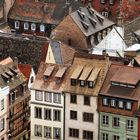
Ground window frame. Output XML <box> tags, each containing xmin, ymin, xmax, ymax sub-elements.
<box><xmin>83</xmin><ymin>112</ymin><xmax>94</xmax><ymax>123</ymax></box>
<box><xmin>44</xmin><ymin>126</ymin><xmax>51</xmax><ymax>138</ymax></box>
<box><xmin>127</xmin><ymin>120</ymin><xmax>134</xmax><ymax>131</ymax></box>
<box><xmin>69</xmin><ymin>128</ymin><xmax>79</xmax><ymax>138</ymax></box>
<box><xmin>40</xmin><ymin>24</ymin><xmax>45</xmax><ymax>32</ymax></box>
<box><xmin>1</xmin><ymin>99</ymin><xmax>4</xmax><ymax>111</ymax></box>
<box><xmin>102</xmin><ymin>97</ymin><xmax>109</xmax><ymax>106</ymax></box>
<box><xmin>83</xmin><ymin>130</ymin><xmax>93</xmax><ymax>140</ymax></box>
<box><xmin>70</xmin><ymin>94</ymin><xmax>77</xmax><ymax>104</ymax></box>
<box><xmin>110</xmin><ymin>99</ymin><xmax>116</xmax><ymax>108</ymax></box>
<box><xmin>44</xmin><ymin>92</ymin><xmax>52</xmax><ymax>102</ymax></box>
<box><xmin>53</xmin><ymin>93</ymin><xmax>61</xmax><ymax>104</ymax></box>
<box><xmin>24</xmin><ymin>22</ymin><xmax>29</xmax><ymax>30</ymax></box>
<box><xmin>53</xmin><ymin>127</ymin><xmax>61</xmax><ymax>139</ymax></box>
<box><xmin>31</xmin><ymin>23</ymin><xmax>36</xmax><ymax>31</ymax></box>
<box><xmin>15</xmin><ymin>21</ymin><xmax>20</xmax><ymax>29</ymax></box>
<box><xmin>53</xmin><ymin>109</ymin><xmax>61</xmax><ymax>121</ymax></box>
<box><xmin>113</xmin><ymin>117</ymin><xmax>120</xmax><ymax>127</ymax></box>
<box><xmin>34</xmin><ymin>107</ymin><xmax>42</xmax><ymax>119</ymax></box>
<box><xmin>126</xmin><ymin>102</ymin><xmax>132</xmax><ymax>110</ymax></box>
<box><xmin>70</xmin><ymin>110</ymin><xmax>77</xmax><ymax>120</ymax></box>
<box><xmin>35</xmin><ymin>90</ymin><xmax>43</xmax><ymax>101</ymax></box>
<box><xmin>44</xmin><ymin>108</ymin><xmax>51</xmax><ymax>120</ymax></box>
<box><xmin>102</xmin><ymin>115</ymin><xmax>109</xmax><ymax>125</ymax></box>
<box><xmin>101</xmin><ymin>132</ymin><xmax>109</xmax><ymax>140</ymax></box>
<box><xmin>34</xmin><ymin>124</ymin><xmax>42</xmax><ymax>137</ymax></box>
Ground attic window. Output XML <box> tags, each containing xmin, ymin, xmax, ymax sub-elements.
<box><xmin>111</xmin><ymin>82</ymin><xmax>136</xmax><ymax>88</ymax></box>
<box><xmin>96</xmin><ymin>13</ymin><xmax>104</xmax><ymax>23</ymax></box>
<box><xmin>100</xmin><ymin>0</ymin><xmax>105</xmax><ymax>4</ymax></box>
<box><xmin>109</xmin><ymin>0</ymin><xmax>115</xmax><ymax>5</ymax></box>
<box><xmin>80</xmin><ymin>80</ymin><xmax>85</xmax><ymax>87</ymax></box>
<box><xmin>40</xmin><ymin>24</ymin><xmax>45</xmax><ymax>32</ymax></box>
<box><xmin>24</xmin><ymin>22</ymin><xmax>29</xmax><ymax>30</ymax></box>
<box><xmin>77</xmin><ymin>10</ymin><xmax>85</xmax><ymax>20</ymax></box>
<box><xmin>43</xmin><ymin>66</ymin><xmax>55</xmax><ymax>80</ymax></box>
<box><xmin>15</xmin><ymin>21</ymin><xmax>20</xmax><ymax>29</ymax></box>
<box><xmin>81</xmin><ymin>21</ymin><xmax>89</xmax><ymax>30</ymax></box>
<box><xmin>88</xmin><ymin>81</ymin><xmax>94</xmax><ymax>88</ymax></box>
<box><xmin>31</xmin><ymin>23</ymin><xmax>36</xmax><ymax>31</ymax></box>
<box><xmin>71</xmin><ymin>79</ymin><xmax>77</xmax><ymax>86</ymax></box>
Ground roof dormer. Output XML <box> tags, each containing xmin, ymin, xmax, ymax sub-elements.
<box><xmin>43</xmin><ymin>65</ymin><xmax>54</xmax><ymax>81</ymax></box>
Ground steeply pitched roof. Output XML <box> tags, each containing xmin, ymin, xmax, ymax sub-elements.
<box><xmin>50</xmin><ymin>41</ymin><xmax>76</xmax><ymax>64</ymax></box>
<box><xmin>63</xmin><ymin>56</ymin><xmax>110</xmax><ymax>96</ymax></box>
<box><xmin>31</xmin><ymin>62</ymin><xmax>70</xmax><ymax>92</ymax></box>
<box><xmin>0</xmin><ymin>57</ymin><xmax>26</xmax><ymax>90</ymax></box>
<box><xmin>18</xmin><ymin>64</ymin><xmax>32</xmax><ymax>80</ymax></box>
<box><xmin>70</xmin><ymin>5</ymin><xmax>115</xmax><ymax>37</ymax></box>
<box><xmin>8</xmin><ymin>0</ymin><xmax>83</xmax><ymax>24</ymax></box>
<box><xmin>100</xmin><ymin>64</ymin><xmax>140</xmax><ymax>101</ymax></box>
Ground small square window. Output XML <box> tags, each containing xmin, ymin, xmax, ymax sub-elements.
<box><xmin>70</xmin><ymin>110</ymin><xmax>77</xmax><ymax>120</ymax></box>
<box><xmin>88</xmin><ymin>81</ymin><xmax>93</xmax><ymax>88</ymax></box>
<box><xmin>118</xmin><ymin>101</ymin><xmax>124</xmax><ymax>109</ymax></box>
<box><xmin>101</xmin><ymin>133</ymin><xmax>109</xmax><ymax>140</ymax></box>
<box><xmin>126</xmin><ymin>102</ymin><xmax>132</xmax><ymax>110</ymax></box>
<box><xmin>80</xmin><ymin>80</ymin><xmax>85</xmax><ymax>87</ymax></box>
<box><xmin>103</xmin><ymin>98</ymin><xmax>108</xmax><ymax>106</ymax></box>
<box><xmin>83</xmin><ymin>130</ymin><xmax>93</xmax><ymax>139</ymax></box>
<box><xmin>69</xmin><ymin>128</ymin><xmax>79</xmax><ymax>138</ymax></box>
<box><xmin>71</xmin><ymin>79</ymin><xmax>77</xmax><ymax>86</ymax></box>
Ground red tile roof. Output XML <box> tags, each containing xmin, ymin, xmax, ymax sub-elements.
<box><xmin>18</xmin><ymin>64</ymin><xmax>32</xmax><ymax>80</ymax></box>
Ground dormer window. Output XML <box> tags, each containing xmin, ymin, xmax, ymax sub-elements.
<box><xmin>80</xmin><ymin>80</ymin><xmax>85</xmax><ymax>87</ymax></box>
<box><xmin>109</xmin><ymin>0</ymin><xmax>115</xmax><ymax>5</ymax></box>
<box><xmin>24</xmin><ymin>22</ymin><xmax>29</xmax><ymax>30</ymax></box>
<box><xmin>103</xmin><ymin>98</ymin><xmax>108</xmax><ymax>106</ymax></box>
<box><xmin>118</xmin><ymin>100</ymin><xmax>124</xmax><ymax>109</ymax></box>
<box><xmin>40</xmin><ymin>24</ymin><xmax>45</xmax><ymax>32</ymax></box>
<box><xmin>31</xmin><ymin>23</ymin><xmax>36</xmax><ymax>31</ymax></box>
<box><xmin>15</xmin><ymin>21</ymin><xmax>20</xmax><ymax>29</ymax></box>
<box><xmin>126</xmin><ymin>102</ymin><xmax>132</xmax><ymax>110</ymax></box>
<box><xmin>88</xmin><ymin>81</ymin><xmax>94</xmax><ymax>88</ymax></box>
<box><xmin>71</xmin><ymin>79</ymin><xmax>77</xmax><ymax>86</ymax></box>
<box><xmin>100</xmin><ymin>0</ymin><xmax>105</xmax><ymax>4</ymax></box>
<box><xmin>110</xmin><ymin>99</ymin><xmax>116</xmax><ymax>107</ymax></box>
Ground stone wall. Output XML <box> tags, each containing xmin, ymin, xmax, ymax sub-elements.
<box><xmin>0</xmin><ymin>33</ymin><xmax>48</xmax><ymax>72</ymax></box>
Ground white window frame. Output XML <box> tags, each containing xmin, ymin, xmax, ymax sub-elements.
<box><xmin>103</xmin><ymin>98</ymin><xmax>108</xmax><ymax>106</ymax></box>
<box><xmin>44</xmin><ymin>92</ymin><xmax>52</xmax><ymax>102</ymax></box>
<box><xmin>53</xmin><ymin>127</ymin><xmax>61</xmax><ymax>139</ymax></box>
<box><xmin>1</xmin><ymin>99</ymin><xmax>4</xmax><ymax>110</ymax></box>
<box><xmin>118</xmin><ymin>100</ymin><xmax>124</xmax><ymax>109</ymax></box>
<box><xmin>44</xmin><ymin>126</ymin><xmax>51</xmax><ymax>138</ymax></box>
<box><xmin>126</xmin><ymin>102</ymin><xmax>132</xmax><ymax>110</ymax></box>
<box><xmin>15</xmin><ymin>21</ymin><xmax>20</xmax><ymax>29</ymax></box>
<box><xmin>101</xmin><ymin>133</ymin><xmax>109</xmax><ymax>140</ymax></box>
<box><xmin>111</xmin><ymin>99</ymin><xmax>116</xmax><ymax>107</ymax></box>
<box><xmin>127</xmin><ymin>120</ymin><xmax>134</xmax><ymax>131</ymax></box>
<box><xmin>34</xmin><ymin>125</ymin><xmax>42</xmax><ymax>137</ymax></box>
<box><xmin>102</xmin><ymin>115</ymin><xmax>109</xmax><ymax>125</ymax></box>
<box><xmin>24</xmin><ymin>22</ymin><xmax>29</xmax><ymax>30</ymax></box>
<box><xmin>53</xmin><ymin>110</ymin><xmax>61</xmax><ymax>121</ymax></box>
<box><xmin>53</xmin><ymin>93</ymin><xmax>61</xmax><ymax>104</ymax></box>
<box><xmin>31</xmin><ymin>23</ymin><xmax>36</xmax><ymax>31</ymax></box>
<box><xmin>113</xmin><ymin>117</ymin><xmax>120</xmax><ymax>127</ymax></box>
<box><xmin>35</xmin><ymin>90</ymin><xmax>43</xmax><ymax>101</ymax></box>
<box><xmin>44</xmin><ymin>108</ymin><xmax>51</xmax><ymax>120</ymax></box>
<box><xmin>40</xmin><ymin>24</ymin><xmax>45</xmax><ymax>32</ymax></box>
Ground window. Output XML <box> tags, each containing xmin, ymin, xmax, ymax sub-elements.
<box><xmin>83</xmin><ymin>130</ymin><xmax>93</xmax><ymax>140</ymax></box>
<box><xmin>31</xmin><ymin>76</ymin><xmax>34</xmax><ymax>83</ymax></box>
<box><xmin>53</xmin><ymin>127</ymin><xmax>61</xmax><ymax>139</ymax></box>
<box><xmin>44</xmin><ymin>109</ymin><xmax>51</xmax><ymax>120</ymax></box>
<box><xmin>53</xmin><ymin>93</ymin><xmax>61</xmax><ymax>104</ymax></box>
<box><xmin>44</xmin><ymin>92</ymin><xmax>52</xmax><ymax>102</ymax></box>
<box><xmin>69</xmin><ymin>128</ymin><xmax>79</xmax><ymax>138</ymax></box>
<box><xmin>126</xmin><ymin>102</ymin><xmax>132</xmax><ymax>110</ymax></box>
<box><xmin>15</xmin><ymin>21</ymin><xmax>20</xmax><ymax>29</ymax></box>
<box><xmin>70</xmin><ymin>110</ymin><xmax>77</xmax><ymax>120</ymax></box>
<box><xmin>24</xmin><ymin>22</ymin><xmax>29</xmax><ymax>30</ymax></box>
<box><xmin>103</xmin><ymin>98</ymin><xmax>109</xmax><ymax>106</ymax></box>
<box><xmin>40</xmin><ymin>24</ymin><xmax>45</xmax><ymax>32</ymax></box>
<box><xmin>101</xmin><ymin>133</ymin><xmax>108</xmax><ymax>140</ymax></box>
<box><xmin>1</xmin><ymin>99</ymin><xmax>4</xmax><ymax>110</ymax></box>
<box><xmin>34</xmin><ymin>125</ymin><xmax>42</xmax><ymax>137</ymax></box>
<box><xmin>84</xmin><ymin>96</ymin><xmax>90</xmax><ymax>105</ymax></box>
<box><xmin>113</xmin><ymin>135</ymin><xmax>120</xmax><ymax>140</ymax></box>
<box><xmin>100</xmin><ymin>0</ymin><xmax>105</xmax><ymax>4</ymax></box>
<box><xmin>127</xmin><ymin>138</ymin><xmax>133</xmax><ymax>140</ymax></box>
<box><xmin>109</xmin><ymin>0</ymin><xmax>115</xmax><ymax>5</ymax></box>
<box><xmin>35</xmin><ymin>90</ymin><xmax>43</xmax><ymax>101</ymax></box>
<box><xmin>80</xmin><ymin>80</ymin><xmax>85</xmax><ymax>87</ymax></box>
<box><xmin>70</xmin><ymin>94</ymin><xmax>77</xmax><ymax>104</ymax></box>
<box><xmin>88</xmin><ymin>81</ymin><xmax>93</xmax><ymax>88</ymax></box>
<box><xmin>83</xmin><ymin>112</ymin><xmax>93</xmax><ymax>122</ymax></box>
<box><xmin>0</xmin><ymin>118</ymin><xmax>5</xmax><ymax>132</ymax></box>
<box><xmin>118</xmin><ymin>100</ymin><xmax>124</xmax><ymax>109</ymax></box>
<box><xmin>71</xmin><ymin>79</ymin><xmax>77</xmax><ymax>86</ymax></box>
<box><xmin>53</xmin><ymin>110</ymin><xmax>61</xmax><ymax>121</ymax></box>
<box><xmin>35</xmin><ymin>107</ymin><xmax>42</xmax><ymax>119</ymax></box>
<box><xmin>102</xmin><ymin>115</ymin><xmax>109</xmax><ymax>125</ymax></box>
<box><xmin>113</xmin><ymin>117</ymin><xmax>120</xmax><ymax>127</ymax></box>
<box><xmin>102</xmin><ymin>11</ymin><xmax>109</xmax><ymax>17</ymax></box>
<box><xmin>127</xmin><ymin>120</ymin><xmax>134</xmax><ymax>131</ymax></box>
<box><xmin>31</xmin><ymin>23</ymin><xmax>36</xmax><ymax>31</ymax></box>
<box><xmin>44</xmin><ymin>126</ymin><xmax>51</xmax><ymax>138</ymax></box>
<box><xmin>110</xmin><ymin>99</ymin><xmax>116</xmax><ymax>107</ymax></box>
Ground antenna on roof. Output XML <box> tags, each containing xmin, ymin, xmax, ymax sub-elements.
<box><xmin>81</xmin><ymin>20</ymin><xmax>89</xmax><ymax>30</ymax></box>
<box><xmin>77</xmin><ymin>10</ymin><xmax>86</xmax><ymax>20</ymax></box>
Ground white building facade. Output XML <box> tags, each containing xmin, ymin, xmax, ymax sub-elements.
<box><xmin>0</xmin><ymin>86</ymin><xmax>9</xmax><ymax>140</ymax></box>
<box><xmin>65</xmin><ymin>93</ymin><xmax>98</xmax><ymax>140</ymax></box>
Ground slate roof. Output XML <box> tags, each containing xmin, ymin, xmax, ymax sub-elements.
<box><xmin>63</xmin><ymin>56</ymin><xmax>110</xmax><ymax>96</ymax></box>
<box><xmin>70</xmin><ymin>5</ymin><xmax>115</xmax><ymax>37</ymax></box>
<box><xmin>0</xmin><ymin>57</ymin><xmax>26</xmax><ymax>90</ymax></box>
<box><xmin>50</xmin><ymin>41</ymin><xmax>77</xmax><ymax>64</ymax></box>
<box><xmin>100</xmin><ymin>64</ymin><xmax>140</xmax><ymax>101</ymax></box>
<box><xmin>31</xmin><ymin>62</ymin><xmax>70</xmax><ymax>92</ymax></box>
<box><xmin>8</xmin><ymin>0</ymin><xmax>83</xmax><ymax>24</ymax></box>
